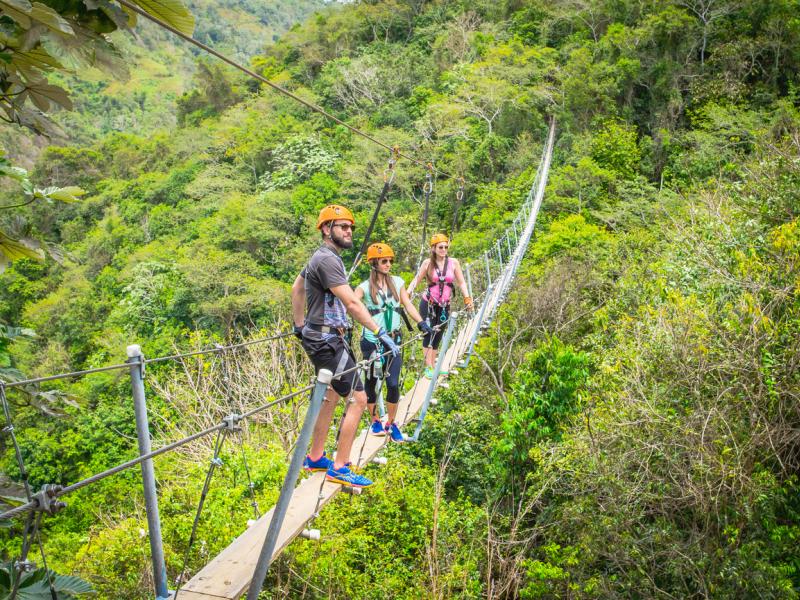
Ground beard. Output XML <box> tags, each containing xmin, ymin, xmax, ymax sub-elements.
<box><xmin>331</xmin><ymin>229</ymin><xmax>354</xmax><ymax>249</ymax></box>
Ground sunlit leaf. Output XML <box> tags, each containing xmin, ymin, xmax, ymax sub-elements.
<box><xmin>132</xmin><ymin>0</ymin><xmax>195</xmax><ymax>36</ymax></box>
<box><xmin>0</xmin><ymin>0</ymin><xmax>34</xmax><ymax>28</ymax></box>
<box><xmin>43</xmin><ymin>185</ymin><xmax>85</xmax><ymax>202</ymax></box>
<box><xmin>0</xmin><ymin>230</ymin><xmax>45</xmax><ymax>264</ymax></box>
<box><xmin>28</xmin><ymin>2</ymin><xmax>75</xmax><ymax>36</ymax></box>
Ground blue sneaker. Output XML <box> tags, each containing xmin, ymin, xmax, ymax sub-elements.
<box><xmin>326</xmin><ymin>465</ymin><xmax>373</xmax><ymax>488</ymax></box>
<box><xmin>386</xmin><ymin>422</ymin><xmax>404</xmax><ymax>443</ymax></box>
<box><xmin>370</xmin><ymin>419</ymin><xmax>385</xmax><ymax>436</ymax></box>
<box><xmin>424</xmin><ymin>366</ymin><xmax>434</xmax><ymax>379</ymax></box>
<box><xmin>303</xmin><ymin>452</ymin><xmax>333</xmax><ymax>472</ymax></box>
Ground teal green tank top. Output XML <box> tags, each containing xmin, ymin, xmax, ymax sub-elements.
<box><xmin>358</xmin><ymin>275</ymin><xmax>405</xmax><ymax>342</ymax></box>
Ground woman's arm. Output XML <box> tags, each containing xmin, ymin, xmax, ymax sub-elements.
<box><xmin>452</xmin><ymin>259</ymin><xmax>473</xmax><ymax>309</ymax></box>
<box><xmin>400</xmin><ymin>286</ymin><xmax>424</xmax><ymax>323</ymax></box>
<box><xmin>408</xmin><ymin>259</ymin><xmax>429</xmax><ymax>295</ymax></box>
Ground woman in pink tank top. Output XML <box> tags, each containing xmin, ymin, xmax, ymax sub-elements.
<box><xmin>409</xmin><ymin>233</ymin><xmax>473</xmax><ymax>378</ymax></box>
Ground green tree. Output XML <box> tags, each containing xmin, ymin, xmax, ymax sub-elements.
<box><xmin>0</xmin><ymin>0</ymin><xmax>194</xmax><ymax>133</ymax></box>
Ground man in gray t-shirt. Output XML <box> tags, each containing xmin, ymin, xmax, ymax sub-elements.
<box><xmin>302</xmin><ymin>245</ymin><xmax>349</xmax><ymax>330</ymax></box>
<box><xmin>291</xmin><ymin>204</ymin><xmax>399</xmax><ymax>489</ymax></box>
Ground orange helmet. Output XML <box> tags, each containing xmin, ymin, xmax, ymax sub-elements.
<box><xmin>366</xmin><ymin>243</ymin><xmax>395</xmax><ymax>261</ymax></box>
<box><xmin>430</xmin><ymin>233</ymin><xmax>449</xmax><ymax>247</ymax></box>
<box><xmin>316</xmin><ymin>204</ymin><xmax>355</xmax><ymax>230</ymax></box>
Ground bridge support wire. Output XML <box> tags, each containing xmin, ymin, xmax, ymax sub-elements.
<box><xmin>1</xmin><ymin>384</ymin><xmax>59</xmax><ymax>599</ymax></box>
<box><xmin>174</xmin><ymin>427</ymin><xmax>228</xmax><ymax>599</ymax></box>
<box><xmin>247</xmin><ymin>369</ymin><xmax>332</xmax><ymax>600</ymax></box>
<box><xmin>348</xmin><ymin>152</ymin><xmax>399</xmax><ymax>278</ymax></box>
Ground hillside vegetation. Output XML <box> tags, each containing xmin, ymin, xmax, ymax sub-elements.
<box><xmin>1</xmin><ymin>0</ymin><xmax>799</xmax><ymax>598</ymax></box>
<box><xmin>0</xmin><ymin>0</ymin><xmax>325</xmax><ymax>167</ymax></box>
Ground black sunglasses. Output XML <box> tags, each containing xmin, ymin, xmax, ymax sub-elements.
<box><xmin>379</xmin><ymin>258</ymin><xmax>393</xmax><ymax>265</ymax></box>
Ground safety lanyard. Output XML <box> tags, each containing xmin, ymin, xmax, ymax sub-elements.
<box><xmin>376</xmin><ymin>287</ymin><xmax>394</xmax><ymax>333</ymax></box>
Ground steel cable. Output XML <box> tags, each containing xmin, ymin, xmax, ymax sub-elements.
<box><xmin>112</xmin><ymin>0</ymin><xmax>454</xmax><ymax>181</ymax></box>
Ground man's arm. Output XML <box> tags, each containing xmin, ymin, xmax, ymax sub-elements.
<box><xmin>291</xmin><ymin>274</ymin><xmax>305</xmax><ymax>327</ymax></box>
<box><xmin>330</xmin><ymin>284</ymin><xmax>380</xmax><ymax>333</ymax></box>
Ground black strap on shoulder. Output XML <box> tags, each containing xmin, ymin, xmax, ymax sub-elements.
<box><xmin>437</xmin><ymin>256</ymin><xmax>449</xmax><ymax>304</ymax></box>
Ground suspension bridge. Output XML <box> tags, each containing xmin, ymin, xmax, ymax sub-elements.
<box><xmin>0</xmin><ymin>117</ymin><xmax>554</xmax><ymax>598</ymax></box>
<box><xmin>0</xmin><ymin>1</ymin><xmax>558</xmax><ymax>596</ymax></box>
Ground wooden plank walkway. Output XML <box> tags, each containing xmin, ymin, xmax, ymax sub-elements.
<box><xmin>178</xmin><ymin>313</ymin><xmax>482</xmax><ymax>600</ymax></box>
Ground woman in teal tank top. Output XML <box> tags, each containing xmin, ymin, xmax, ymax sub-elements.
<box><xmin>355</xmin><ymin>243</ymin><xmax>431</xmax><ymax>442</ymax></box>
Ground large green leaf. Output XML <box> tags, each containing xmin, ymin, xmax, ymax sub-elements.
<box><xmin>27</xmin><ymin>2</ymin><xmax>75</xmax><ymax>36</ymax></box>
<box><xmin>41</xmin><ymin>185</ymin><xmax>85</xmax><ymax>202</ymax></box>
<box><xmin>0</xmin><ymin>0</ymin><xmax>34</xmax><ymax>28</ymax></box>
<box><xmin>0</xmin><ymin>562</ymin><xmax>94</xmax><ymax>598</ymax></box>
<box><xmin>24</xmin><ymin>79</ymin><xmax>73</xmax><ymax>111</ymax></box>
<box><xmin>0</xmin><ymin>230</ymin><xmax>45</xmax><ymax>273</ymax></box>
<box><xmin>132</xmin><ymin>0</ymin><xmax>194</xmax><ymax>35</ymax></box>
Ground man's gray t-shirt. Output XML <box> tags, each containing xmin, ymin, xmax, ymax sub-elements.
<box><xmin>302</xmin><ymin>244</ymin><xmax>349</xmax><ymax>328</ymax></box>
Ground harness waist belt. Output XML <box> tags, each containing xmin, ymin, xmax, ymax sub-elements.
<box><xmin>306</xmin><ymin>323</ymin><xmax>350</xmax><ymax>335</ymax></box>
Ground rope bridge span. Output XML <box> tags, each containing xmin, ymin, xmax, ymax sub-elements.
<box><xmin>0</xmin><ymin>121</ymin><xmax>554</xmax><ymax>599</ymax></box>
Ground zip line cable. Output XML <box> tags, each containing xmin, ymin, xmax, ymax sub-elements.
<box><xmin>1</xmin><ymin>385</ymin><xmax>58</xmax><ymax>597</ymax></box>
<box><xmin>215</xmin><ymin>345</ymin><xmax>261</xmax><ymax>521</ymax></box>
<box><xmin>451</xmin><ymin>177</ymin><xmax>466</xmax><ymax>234</ymax></box>
<box><xmin>112</xmin><ymin>0</ymin><xmax>455</xmax><ymax>181</ymax></box>
<box><xmin>416</xmin><ymin>165</ymin><xmax>434</xmax><ymax>270</ymax></box>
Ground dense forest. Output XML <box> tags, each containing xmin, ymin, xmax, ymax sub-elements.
<box><xmin>1</xmin><ymin>0</ymin><xmax>799</xmax><ymax>598</ymax></box>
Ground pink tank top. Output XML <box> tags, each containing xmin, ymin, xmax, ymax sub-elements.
<box><xmin>425</xmin><ymin>258</ymin><xmax>455</xmax><ymax>305</ymax></box>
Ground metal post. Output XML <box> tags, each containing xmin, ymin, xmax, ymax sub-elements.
<box><xmin>464</xmin><ymin>263</ymin><xmax>473</xmax><ymax>299</ymax></box>
<box><xmin>484</xmin><ymin>252</ymin><xmax>491</xmax><ymax>285</ymax></box>
<box><xmin>127</xmin><ymin>345</ymin><xmax>169</xmax><ymax>600</ymax></box>
<box><xmin>247</xmin><ymin>369</ymin><xmax>332</xmax><ymax>600</ymax></box>
<box><xmin>512</xmin><ymin>222</ymin><xmax>518</xmax><ymax>246</ymax></box>
<box><xmin>462</xmin><ymin>284</ymin><xmax>493</xmax><ymax>368</ymax></box>
<box><xmin>410</xmin><ymin>313</ymin><xmax>457</xmax><ymax>442</ymax></box>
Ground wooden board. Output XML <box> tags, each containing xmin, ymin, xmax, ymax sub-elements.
<box><xmin>178</xmin><ymin>319</ymin><xmax>478</xmax><ymax>600</ymax></box>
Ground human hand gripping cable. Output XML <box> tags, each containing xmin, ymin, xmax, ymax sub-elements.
<box><xmin>417</xmin><ymin>320</ymin><xmax>433</xmax><ymax>336</ymax></box>
<box><xmin>375</xmin><ymin>327</ymin><xmax>400</xmax><ymax>357</ymax></box>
